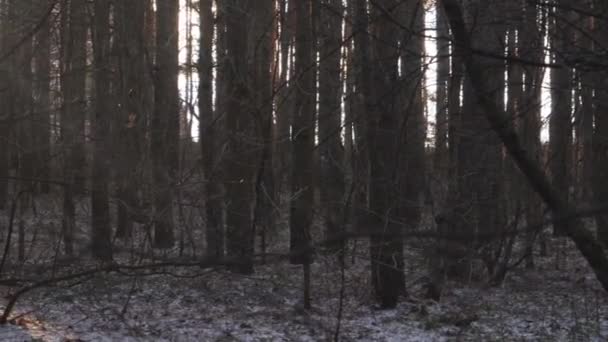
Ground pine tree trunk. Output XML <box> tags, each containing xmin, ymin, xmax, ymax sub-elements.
<box><xmin>400</xmin><ymin>0</ymin><xmax>426</xmax><ymax>238</ymax></box>
<box><xmin>318</xmin><ymin>0</ymin><xmax>345</xmax><ymax>250</ymax></box>
<box><xmin>367</xmin><ymin>0</ymin><xmax>405</xmax><ymax>309</ymax></box>
<box><xmin>68</xmin><ymin>0</ymin><xmax>87</xmax><ymax>196</ymax></box>
<box><xmin>33</xmin><ymin>1</ymin><xmax>51</xmax><ymax>194</ymax></box>
<box><xmin>115</xmin><ymin>0</ymin><xmax>147</xmax><ymax>240</ymax></box>
<box><xmin>289</xmin><ymin>0</ymin><xmax>315</xmax><ymax>268</ymax></box>
<box><xmin>592</xmin><ymin>0</ymin><xmax>608</xmax><ymax>245</ymax></box>
<box><xmin>352</xmin><ymin>0</ymin><xmax>371</xmax><ymax>240</ymax></box>
<box><xmin>13</xmin><ymin>0</ymin><xmax>34</xmax><ymax>262</ymax></box>
<box><xmin>0</xmin><ymin>0</ymin><xmax>10</xmax><ymax>209</ymax></box>
<box><xmin>224</xmin><ymin>0</ymin><xmax>256</xmax><ymax>273</ymax></box>
<box><xmin>397</xmin><ymin>0</ymin><xmax>426</xmax><ymax>294</ymax></box>
<box><xmin>434</xmin><ymin>4</ymin><xmax>449</xmax><ymax>179</ymax></box>
<box><xmin>152</xmin><ymin>0</ymin><xmax>180</xmax><ymax>249</ymax></box>
<box><xmin>252</xmin><ymin>0</ymin><xmax>276</xmax><ymax>260</ymax></box>
<box><xmin>200</xmin><ymin>0</ymin><xmax>224</xmax><ymax>260</ymax></box>
<box><xmin>276</xmin><ymin>0</ymin><xmax>295</xmax><ymax>197</ymax></box>
<box><xmin>91</xmin><ymin>0</ymin><xmax>113</xmax><ymax>260</ymax></box>
<box><xmin>60</xmin><ymin>0</ymin><xmax>87</xmax><ymax>256</ymax></box>
<box><xmin>519</xmin><ymin>1</ymin><xmax>545</xmax><ymax>268</ymax></box>
<box><xmin>550</xmin><ymin>0</ymin><xmax>574</xmax><ymax>236</ymax></box>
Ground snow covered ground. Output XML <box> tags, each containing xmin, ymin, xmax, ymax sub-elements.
<box><xmin>0</xmin><ymin>196</ymin><xmax>606</xmax><ymax>341</ymax></box>
<box><xmin>0</xmin><ymin>240</ymin><xmax>606</xmax><ymax>341</ymax></box>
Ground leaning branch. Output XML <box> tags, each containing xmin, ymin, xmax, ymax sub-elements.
<box><xmin>0</xmin><ymin>1</ymin><xmax>58</xmax><ymax>64</ymax></box>
<box><xmin>440</xmin><ymin>0</ymin><xmax>608</xmax><ymax>292</ymax></box>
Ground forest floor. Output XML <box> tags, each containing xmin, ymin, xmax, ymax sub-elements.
<box><xmin>0</xmin><ymin>196</ymin><xmax>607</xmax><ymax>341</ymax></box>
<box><xmin>0</xmin><ymin>238</ymin><xmax>606</xmax><ymax>341</ymax></box>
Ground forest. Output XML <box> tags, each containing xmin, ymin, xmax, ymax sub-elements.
<box><xmin>0</xmin><ymin>0</ymin><xmax>607</xmax><ymax>340</ymax></box>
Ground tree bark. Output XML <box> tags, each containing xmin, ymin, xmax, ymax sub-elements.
<box><xmin>224</xmin><ymin>0</ymin><xmax>256</xmax><ymax>274</ymax></box>
<box><xmin>13</xmin><ymin>0</ymin><xmax>34</xmax><ymax>262</ymax></box>
<box><xmin>91</xmin><ymin>0</ymin><xmax>113</xmax><ymax>260</ymax></box>
<box><xmin>289</xmin><ymin>0</ymin><xmax>315</xmax><ymax>267</ymax></box>
<box><xmin>519</xmin><ymin>1</ymin><xmax>545</xmax><ymax>268</ymax></box>
<box><xmin>115</xmin><ymin>0</ymin><xmax>147</xmax><ymax>240</ymax></box>
<box><xmin>33</xmin><ymin>1</ymin><xmax>51</xmax><ymax>194</ymax></box>
<box><xmin>152</xmin><ymin>0</ymin><xmax>180</xmax><ymax>248</ymax></box>
<box><xmin>59</xmin><ymin>0</ymin><xmax>88</xmax><ymax>256</ymax></box>
<box><xmin>0</xmin><ymin>0</ymin><xmax>8</xmax><ymax>209</ymax></box>
<box><xmin>275</xmin><ymin>0</ymin><xmax>294</xmax><ymax>198</ymax></box>
<box><xmin>592</xmin><ymin>0</ymin><xmax>608</xmax><ymax>246</ymax></box>
<box><xmin>367</xmin><ymin>0</ymin><xmax>406</xmax><ymax>309</ymax></box>
<box><xmin>318</xmin><ymin>0</ymin><xmax>345</xmax><ymax>250</ymax></box>
<box><xmin>549</xmin><ymin>0</ymin><xmax>574</xmax><ymax>236</ymax></box>
<box><xmin>251</xmin><ymin>0</ymin><xmax>276</xmax><ymax>261</ymax></box>
<box><xmin>200</xmin><ymin>0</ymin><xmax>224</xmax><ymax>260</ymax></box>
<box><xmin>434</xmin><ymin>4</ymin><xmax>449</xmax><ymax>178</ymax></box>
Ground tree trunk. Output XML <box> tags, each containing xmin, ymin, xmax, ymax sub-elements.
<box><xmin>224</xmin><ymin>0</ymin><xmax>256</xmax><ymax>274</ymax></box>
<box><xmin>251</xmin><ymin>0</ymin><xmax>276</xmax><ymax>261</ymax></box>
<box><xmin>91</xmin><ymin>0</ymin><xmax>113</xmax><ymax>260</ymax></box>
<box><xmin>67</xmin><ymin>0</ymin><xmax>87</xmax><ymax>196</ymax></box>
<box><xmin>434</xmin><ymin>4</ymin><xmax>449</xmax><ymax>178</ymax></box>
<box><xmin>114</xmin><ymin>0</ymin><xmax>147</xmax><ymax>240</ymax></box>
<box><xmin>275</xmin><ymin>0</ymin><xmax>294</xmax><ymax>199</ymax></box>
<box><xmin>318</xmin><ymin>0</ymin><xmax>345</xmax><ymax>250</ymax></box>
<box><xmin>400</xmin><ymin>0</ymin><xmax>426</xmax><ymax>239</ymax></box>
<box><xmin>0</xmin><ymin>0</ymin><xmax>8</xmax><ymax>209</ymax></box>
<box><xmin>60</xmin><ymin>0</ymin><xmax>87</xmax><ymax>256</ymax></box>
<box><xmin>519</xmin><ymin>1</ymin><xmax>545</xmax><ymax>268</ymax></box>
<box><xmin>289</xmin><ymin>0</ymin><xmax>315</xmax><ymax>309</ymax></box>
<box><xmin>200</xmin><ymin>0</ymin><xmax>224</xmax><ymax>260</ymax></box>
<box><xmin>550</xmin><ymin>0</ymin><xmax>574</xmax><ymax>236</ymax></box>
<box><xmin>592</xmin><ymin>0</ymin><xmax>608</xmax><ymax>246</ymax></box>
<box><xmin>13</xmin><ymin>0</ymin><xmax>34</xmax><ymax>262</ymax></box>
<box><xmin>33</xmin><ymin>1</ymin><xmax>51</xmax><ymax>194</ymax></box>
<box><xmin>367</xmin><ymin>0</ymin><xmax>405</xmax><ymax>309</ymax></box>
<box><xmin>578</xmin><ymin>17</ymin><xmax>593</xmax><ymax>205</ymax></box>
<box><xmin>352</xmin><ymin>0</ymin><xmax>371</xmax><ymax>227</ymax></box>
<box><xmin>289</xmin><ymin>0</ymin><xmax>315</xmax><ymax>267</ymax></box>
<box><xmin>152</xmin><ymin>0</ymin><xmax>180</xmax><ymax>249</ymax></box>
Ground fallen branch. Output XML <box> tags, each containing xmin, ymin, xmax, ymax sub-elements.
<box><xmin>0</xmin><ymin>258</ymin><xmax>242</xmax><ymax>323</ymax></box>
